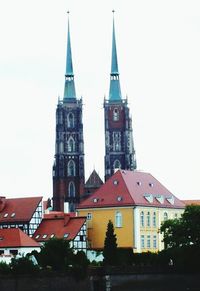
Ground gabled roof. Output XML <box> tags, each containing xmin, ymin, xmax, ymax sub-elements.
<box><xmin>0</xmin><ymin>228</ymin><xmax>40</xmax><ymax>248</ymax></box>
<box><xmin>33</xmin><ymin>212</ymin><xmax>86</xmax><ymax>242</ymax></box>
<box><xmin>182</xmin><ymin>200</ymin><xmax>200</xmax><ymax>206</ymax></box>
<box><xmin>0</xmin><ymin>196</ymin><xmax>42</xmax><ymax>223</ymax></box>
<box><xmin>85</xmin><ymin>170</ymin><xmax>103</xmax><ymax>188</ymax></box>
<box><xmin>78</xmin><ymin>170</ymin><xmax>185</xmax><ymax>209</ymax></box>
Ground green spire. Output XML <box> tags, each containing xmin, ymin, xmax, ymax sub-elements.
<box><xmin>63</xmin><ymin>12</ymin><xmax>76</xmax><ymax>101</ymax></box>
<box><xmin>109</xmin><ymin>11</ymin><xmax>122</xmax><ymax>102</ymax></box>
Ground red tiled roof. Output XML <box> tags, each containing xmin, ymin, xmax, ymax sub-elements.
<box><xmin>182</xmin><ymin>200</ymin><xmax>200</xmax><ymax>206</ymax></box>
<box><xmin>0</xmin><ymin>197</ymin><xmax>42</xmax><ymax>223</ymax></box>
<box><xmin>33</xmin><ymin>212</ymin><xmax>86</xmax><ymax>242</ymax></box>
<box><xmin>78</xmin><ymin>170</ymin><xmax>185</xmax><ymax>209</ymax></box>
<box><xmin>0</xmin><ymin>228</ymin><xmax>40</xmax><ymax>248</ymax></box>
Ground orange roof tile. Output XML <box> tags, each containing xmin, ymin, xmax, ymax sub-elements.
<box><xmin>0</xmin><ymin>197</ymin><xmax>42</xmax><ymax>223</ymax></box>
<box><xmin>0</xmin><ymin>228</ymin><xmax>40</xmax><ymax>248</ymax></box>
<box><xmin>182</xmin><ymin>200</ymin><xmax>200</xmax><ymax>206</ymax></box>
<box><xmin>78</xmin><ymin>170</ymin><xmax>185</xmax><ymax>209</ymax></box>
<box><xmin>33</xmin><ymin>213</ymin><xmax>86</xmax><ymax>242</ymax></box>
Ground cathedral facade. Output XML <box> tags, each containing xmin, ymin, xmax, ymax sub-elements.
<box><xmin>53</xmin><ymin>14</ymin><xmax>136</xmax><ymax>211</ymax></box>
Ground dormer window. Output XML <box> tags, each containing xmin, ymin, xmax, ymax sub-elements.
<box><xmin>42</xmin><ymin>234</ymin><xmax>47</xmax><ymax>239</ymax></box>
<box><xmin>113</xmin><ymin>180</ymin><xmax>118</xmax><ymax>185</ymax></box>
<box><xmin>117</xmin><ymin>196</ymin><xmax>122</xmax><ymax>201</ymax></box>
<box><xmin>137</xmin><ymin>181</ymin><xmax>142</xmax><ymax>186</ymax></box>
<box><xmin>35</xmin><ymin>235</ymin><xmax>40</xmax><ymax>239</ymax></box>
<box><xmin>4</xmin><ymin>213</ymin><xmax>8</xmax><ymax>218</ymax></box>
<box><xmin>50</xmin><ymin>234</ymin><xmax>55</xmax><ymax>238</ymax></box>
<box><xmin>93</xmin><ymin>198</ymin><xmax>98</xmax><ymax>203</ymax></box>
<box><xmin>64</xmin><ymin>233</ymin><xmax>69</xmax><ymax>238</ymax></box>
<box><xmin>11</xmin><ymin>213</ymin><xmax>15</xmax><ymax>218</ymax></box>
<box><xmin>149</xmin><ymin>183</ymin><xmax>154</xmax><ymax>187</ymax></box>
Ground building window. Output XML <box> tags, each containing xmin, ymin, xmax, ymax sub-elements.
<box><xmin>68</xmin><ymin>160</ymin><xmax>75</xmax><ymax>176</ymax></box>
<box><xmin>163</xmin><ymin>212</ymin><xmax>168</xmax><ymax>221</ymax></box>
<box><xmin>140</xmin><ymin>211</ymin><xmax>144</xmax><ymax>227</ymax></box>
<box><xmin>153</xmin><ymin>235</ymin><xmax>157</xmax><ymax>248</ymax></box>
<box><xmin>147</xmin><ymin>235</ymin><xmax>151</xmax><ymax>248</ymax></box>
<box><xmin>113</xmin><ymin>132</ymin><xmax>121</xmax><ymax>151</ymax></box>
<box><xmin>147</xmin><ymin>212</ymin><xmax>150</xmax><ymax>227</ymax></box>
<box><xmin>141</xmin><ymin>235</ymin><xmax>145</xmax><ymax>248</ymax></box>
<box><xmin>68</xmin><ymin>137</ymin><xmax>75</xmax><ymax>152</ymax></box>
<box><xmin>68</xmin><ymin>182</ymin><xmax>75</xmax><ymax>197</ymax></box>
<box><xmin>153</xmin><ymin>212</ymin><xmax>156</xmax><ymax>227</ymax></box>
<box><xmin>10</xmin><ymin>250</ymin><xmax>18</xmax><ymax>256</ymax></box>
<box><xmin>67</xmin><ymin>113</ymin><xmax>74</xmax><ymax>128</ymax></box>
<box><xmin>87</xmin><ymin>213</ymin><xmax>92</xmax><ymax>220</ymax></box>
<box><xmin>115</xmin><ymin>211</ymin><xmax>122</xmax><ymax>227</ymax></box>
<box><xmin>113</xmin><ymin>160</ymin><xmax>121</xmax><ymax>171</ymax></box>
<box><xmin>113</xmin><ymin>108</ymin><xmax>119</xmax><ymax>121</ymax></box>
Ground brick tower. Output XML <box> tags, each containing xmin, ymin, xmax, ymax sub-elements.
<box><xmin>104</xmin><ymin>13</ymin><xmax>137</xmax><ymax>181</ymax></box>
<box><xmin>53</xmin><ymin>15</ymin><xmax>85</xmax><ymax>211</ymax></box>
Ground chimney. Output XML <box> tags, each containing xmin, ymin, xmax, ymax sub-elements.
<box><xmin>64</xmin><ymin>202</ymin><xmax>69</xmax><ymax>214</ymax></box>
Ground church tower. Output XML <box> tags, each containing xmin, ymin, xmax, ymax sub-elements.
<box><xmin>53</xmin><ymin>15</ymin><xmax>85</xmax><ymax>212</ymax></box>
<box><xmin>104</xmin><ymin>13</ymin><xmax>137</xmax><ymax>181</ymax></box>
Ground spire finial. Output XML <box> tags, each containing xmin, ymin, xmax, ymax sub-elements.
<box><xmin>63</xmin><ymin>11</ymin><xmax>76</xmax><ymax>100</ymax></box>
<box><xmin>109</xmin><ymin>9</ymin><xmax>122</xmax><ymax>101</ymax></box>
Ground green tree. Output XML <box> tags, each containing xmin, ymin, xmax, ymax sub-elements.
<box><xmin>160</xmin><ymin>205</ymin><xmax>200</xmax><ymax>249</ymax></box>
<box><xmin>10</xmin><ymin>256</ymin><xmax>39</xmax><ymax>275</ymax></box>
<box><xmin>103</xmin><ymin>220</ymin><xmax>118</xmax><ymax>265</ymax></box>
<box><xmin>37</xmin><ymin>238</ymin><xmax>74</xmax><ymax>271</ymax></box>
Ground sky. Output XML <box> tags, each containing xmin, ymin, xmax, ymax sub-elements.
<box><xmin>0</xmin><ymin>0</ymin><xmax>200</xmax><ymax>201</ymax></box>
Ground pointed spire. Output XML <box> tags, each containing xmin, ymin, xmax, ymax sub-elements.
<box><xmin>109</xmin><ymin>11</ymin><xmax>122</xmax><ymax>102</ymax></box>
<box><xmin>63</xmin><ymin>11</ymin><xmax>76</xmax><ymax>101</ymax></box>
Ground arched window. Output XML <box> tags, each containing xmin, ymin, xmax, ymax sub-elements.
<box><xmin>67</xmin><ymin>113</ymin><xmax>74</xmax><ymax>128</ymax></box>
<box><xmin>140</xmin><ymin>211</ymin><xmax>144</xmax><ymax>227</ymax></box>
<box><xmin>163</xmin><ymin>212</ymin><xmax>168</xmax><ymax>221</ymax></box>
<box><xmin>67</xmin><ymin>160</ymin><xmax>75</xmax><ymax>176</ymax></box>
<box><xmin>113</xmin><ymin>160</ymin><xmax>121</xmax><ymax>171</ymax></box>
<box><xmin>113</xmin><ymin>132</ymin><xmax>121</xmax><ymax>151</ymax></box>
<box><xmin>153</xmin><ymin>212</ymin><xmax>156</xmax><ymax>227</ymax></box>
<box><xmin>115</xmin><ymin>211</ymin><xmax>122</xmax><ymax>227</ymax></box>
<box><xmin>113</xmin><ymin>108</ymin><xmax>119</xmax><ymax>121</ymax></box>
<box><xmin>68</xmin><ymin>182</ymin><xmax>75</xmax><ymax>197</ymax></box>
<box><xmin>68</xmin><ymin>137</ymin><xmax>75</xmax><ymax>152</ymax></box>
<box><xmin>147</xmin><ymin>211</ymin><xmax>150</xmax><ymax>227</ymax></box>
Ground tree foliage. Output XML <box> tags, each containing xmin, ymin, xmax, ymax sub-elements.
<box><xmin>36</xmin><ymin>238</ymin><xmax>74</xmax><ymax>271</ymax></box>
<box><xmin>160</xmin><ymin>205</ymin><xmax>200</xmax><ymax>249</ymax></box>
<box><xmin>103</xmin><ymin>220</ymin><xmax>118</xmax><ymax>265</ymax></box>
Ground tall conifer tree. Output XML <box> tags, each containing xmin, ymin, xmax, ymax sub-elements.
<box><xmin>103</xmin><ymin>220</ymin><xmax>118</xmax><ymax>265</ymax></box>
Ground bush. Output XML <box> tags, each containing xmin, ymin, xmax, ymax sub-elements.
<box><xmin>10</xmin><ymin>256</ymin><xmax>39</xmax><ymax>275</ymax></box>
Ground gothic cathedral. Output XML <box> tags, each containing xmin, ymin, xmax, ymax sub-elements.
<box><xmin>53</xmin><ymin>14</ymin><xmax>136</xmax><ymax>211</ymax></box>
<box><xmin>52</xmin><ymin>18</ymin><xmax>85</xmax><ymax>212</ymax></box>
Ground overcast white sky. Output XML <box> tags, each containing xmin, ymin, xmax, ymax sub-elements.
<box><xmin>0</xmin><ymin>0</ymin><xmax>200</xmax><ymax>201</ymax></box>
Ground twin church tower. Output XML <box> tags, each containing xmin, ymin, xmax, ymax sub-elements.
<box><xmin>53</xmin><ymin>14</ymin><xmax>137</xmax><ymax>212</ymax></box>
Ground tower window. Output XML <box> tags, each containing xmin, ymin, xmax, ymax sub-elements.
<box><xmin>113</xmin><ymin>132</ymin><xmax>121</xmax><ymax>151</ymax></box>
<box><xmin>113</xmin><ymin>108</ymin><xmax>119</xmax><ymax>121</ymax></box>
<box><xmin>113</xmin><ymin>160</ymin><xmax>121</xmax><ymax>171</ymax></box>
<box><xmin>68</xmin><ymin>137</ymin><xmax>75</xmax><ymax>152</ymax></box>
<box><xmin>67</xmin><ymin>113</ymin><xmax>74</xmax><ymax>128</ymax></box>
<box><xmin>68</xmin><ymin>182</ymin><xmax>75</xmax><ymax>197</ymax></box>
<box><xmin>68</xmin><ymin>160</ymin><xmax>76</xmax><ymax>176</ymax></box>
